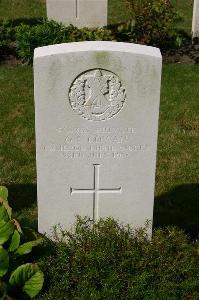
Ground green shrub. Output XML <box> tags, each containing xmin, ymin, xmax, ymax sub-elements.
<box><xmin>38</xmin><ymin>217</ymin><xmax>199</xmax><ymax>300</ymax></box>
<box><xmin>124</xmin><ymin>0</ymin><xmax>182</xmax><ymax>47</ymax></box>
<box><xmin>0</xmin><ymin>186</ymin><xmax>44</xmax><ymax>299</ymax></box>
<box><xmin>16</xmin><ymin>20</ymin><xmax>114</xmax><ymax>63</ymax></box>
<box><xmin>0</xmin><ymin>3</ymin><xmax>185</xmax><ymax>63</ymax></box>
<box><xmin>3</xmin><ymin>5</ymin><xmax>184</xmax><ymax>64</ymax></box>
<box><xmin>15</xmin><ymin>17</ymin><xmax>184</xmax><ymax>64</ymax></box>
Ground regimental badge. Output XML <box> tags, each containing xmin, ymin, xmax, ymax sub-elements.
<box><xmin>69</xmin><ymin>69</ymin><xmax>126</xmax><ymax>121</ymax></box>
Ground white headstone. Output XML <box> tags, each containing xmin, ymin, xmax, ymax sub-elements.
<box><xmin>34</xmin><ymin>42</ymin><xmax>162</xmax><ymax>236</ymax></box>
<box><xmin>46</xmin><ymin>0</ymin><xmax>107</xmax><ymax>28</ymax></box>
<box><xmin>192</xmin><ymin>0</ymin><xmax>199</xmax><ymax>38</ymax></box>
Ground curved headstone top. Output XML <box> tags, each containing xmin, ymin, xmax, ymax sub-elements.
<box><xmin>34</xmin><ymin>41</ymin><xmax>161</xmax><ymax>59</ymax></box>
<box><xmin>34</xmin><ymin>42</ymin><xmax>162</xmax><ymax>237</ymax></box>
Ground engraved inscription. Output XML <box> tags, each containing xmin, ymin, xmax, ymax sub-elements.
<box><xmin>71</xmin><ymin>164</ymin><xmax>122</xmax><ymax>221</ymax></box>
<box><xmin>69</xmin><ymin>69</ymin><xmax>126</xmax><ymax>121</ymax></box>
<box><xmin>42</xmin><ymin>127</ymin><xmax>150</xmax><ymax>160</ymax></box>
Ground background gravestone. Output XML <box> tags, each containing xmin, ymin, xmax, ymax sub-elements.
<box><xmin>192</xmin><ymin>0</ymin><xmax>199</xmax><ymax>38</ymax></box>
<box><xmin>46</xmin><ymin>0</ymin><xmax>107</xmax><ymax>28</ymax></box>
<box><xmin>34</xmin><ymin>41</ymin><xmax>162</xmax><ymax>236</ymax></box>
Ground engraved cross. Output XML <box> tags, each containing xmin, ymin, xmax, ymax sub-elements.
<box><xmin>70</xmin><ymin>164</ymin><xmax>122</xmax><ymax>221</ymax></box>
<box><xmin>75</xmin><ymin>0</ymin><xmax>79</xmax><ymax>19</ymax></box>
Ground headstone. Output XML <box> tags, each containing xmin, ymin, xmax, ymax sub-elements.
<box><xmin>34</xmin><ymin>41</ymin><xmax>162</xmax><ymax>236</ymax></box>
<box><xmin>46</xmin><ymin>0</ymin><xmax>107</xmax><ymax>28</ymax></box>
<box><xmin>192</xmin><ymin>0</ymin><xmax>199</xmax><ymax>38</ymax></box>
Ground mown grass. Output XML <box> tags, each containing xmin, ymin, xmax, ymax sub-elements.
<box><xmin>0</xmin><ymin>64</ymin><xmax>198</xmax><ymax>234</ymax></box>
<box><xmin>0</xmin><ymin>0</ymin><xmax>193</xmax><ymax>32</ymax></box>
<box><xmin>156</xmin><ymin>64</ymin><xmax>199</xmax><ymax>196</ymax></box>
<box><xmin>0</xmin><ymin>0</ymin><xmax>46</xmax><ymax>21</ymax></box>
<box><xmin>172</xmin><ymin>0</ymin><xmax>193</xmax><ymax>33</ymax></box>
<box><xmin>0</xmin><ymin>65</ymin><xmax>37</xmax><ymax>228</ymax></box>
<box><xmin>108</xmin><ymin>0</ymin><xmax>131</xmax><ymax>24</ymax></box>
<box><xmin>154</xmin><ymin>64</ymin><xmax>199</xmax><ymax>236</ymax></box>
<box><xmin>0</xmin><ymin>66</ymin><xmax>35</xmax><ymax>184</ymax></box>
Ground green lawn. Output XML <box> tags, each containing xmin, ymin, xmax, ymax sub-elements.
<box><xmin>0</xmin><ymin>0</ymin><xmax>194</xmax><ymax>32</ymax></box>
<box><xmin>0</xmin><ymin>0</ymin><xmax>46</xmax><ymax>21</ymax></box>
<box><xmin>108</xmin><ymin>0</ymin><xmax>131</xmax><ymax>24</ymax></box>
<box><xmin>172</xmin><ymin>0</ymin><xmax>193</xmax><ymax>33</ymax></box>
<box><xmin>154</xmin><ymin>64</ymin><xmax>199</xmax><ymax>234</ymax></box>
<box><xmin>0</xmin><ymin>64</ymin><xmax>198</xmax><ymax>233</ymax></box>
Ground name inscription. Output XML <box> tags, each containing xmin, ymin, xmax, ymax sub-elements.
<box><xmin>42</xmin><ymin>127</ymin><xmax>150</xmax><ymax>159</ymax></box>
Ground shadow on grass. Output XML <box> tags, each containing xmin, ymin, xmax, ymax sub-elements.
<box><xmin>6</xmin><ymin>183</ymin><xmax>199</xmax><ymax>237</ymax></box>
<box><xmin>7</xmin><ymin>183</ymin><xmax>37</xmax><ymax>211</ymax></box>
<box><xmin>0</xmin><ymin>17</ymin><xmax>45</xmax><ymax>26</ymax></box>
<box><xmin>154</xmin><ymin>183</ymin><xmax>199</xmax><ymax>238</ymax></box>
<box><xmin>6</xmin><ymin>184</ymin><xmax>37</xmax><ymax>229</ymax></box>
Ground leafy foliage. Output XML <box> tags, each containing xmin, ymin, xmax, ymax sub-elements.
<box><xmin>123</xmin><ymin>0</ymin><xmax>182</xmax><ymax>47</ymax></box>
<box><xmin>0</xmin><ymin>3</ymin><xmax>184</xmax><ymax>63</ymax></box>
<box><xmin>0</xmin><ymin>186</ymin><xmax>44</xmax><ymax>299</ymax></box>
<box><xmin>15</xmin><ymin>20</ymin><xmax>113</xmax><ymax>63</ymax></box>
<box><xmin>38</xmin><ymin>217</ymin><xmax>199</xmax><ymax>300</ymax></box>
<box><xmin>9</xmin><ymin>263</ymin><xmax>44</xmax><ymax>298</ymax></box>
<box><xmin>0</xmin><ymin>247</ymin><xmax>9</xmax><ymax>277</ymax></box>
<box><xmin>14</xmin><ymin>13</ymin><xmax>183</xmax><ymax>63</ymax></box>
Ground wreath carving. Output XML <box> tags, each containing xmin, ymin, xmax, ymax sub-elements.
<box><xmin>69</xmin><ymin>69</ymin><xmax>126</xmax><ymax>121</ymax></box>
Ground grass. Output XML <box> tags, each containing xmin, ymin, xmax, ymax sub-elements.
<box><xmin>36</xmin><ymin>218</ymin><xmax>199</xmax><ymax>299</ymax></box>
<box><xmin>172</xmin><ymin>0</ymin><xmax>193</xmax><ymax>33</ymax></box>
<box><xmin>156</xmin><ymin>64</ymin><xmax>199</xmax><ymax>196</ymax></box>
<box><xmin>0</xmin><ymin>0</ymin><xmax>194</xmax><ymax>32</ymax></box>
<box><xmin>108</xmin><ymin>0</ymin><xmax>131</xmax><ymax>24</ymax></box>
<box><xmin>0</xmin><ymin>66</ymin><xmax>35</xmax><ymax>184</ymax></box>
<box><xmin>0</xmin><ymin>0</ymin><xmax>46</xmax><ymax>21</ymax></box>
<box><xmin>0</xmin><ymin>64</ymin><xmax>198</xmax><ymax>235</ymax></box>
<box><xmin>0</xmin><ymin>65</ymin><xmax>37</xmax><ymax>228</ymax></box>
<box><xmin>154</xmin><ymin>64</ymin><xmax>199</xmax><ymax>236</ymax></box>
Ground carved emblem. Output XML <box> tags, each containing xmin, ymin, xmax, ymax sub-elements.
<box><xmin>69</xmin><ymin>69</ymin><xmax>126</xmax><ymax>121</ymax></box>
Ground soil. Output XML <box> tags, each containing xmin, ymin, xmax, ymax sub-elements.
<box><xmin>0</xmin><ymin>43</ymin><xmax>22</xmax><ymax>66</ymax></box>
<box><xmin>162</xmin><ymin>41</ymin><xmax>199</xmax><ymax>64</ymax></box>
<box><xmin>0</xmin><ymin>54</ymin><xmax>22</xmax><ymax>66</ymax></box>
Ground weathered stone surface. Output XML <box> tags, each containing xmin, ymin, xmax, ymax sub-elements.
<box><xmin>46</xmin><ymin>0</ymin><xmax>107</xmax><ymax>28</ymax></box>
<box><xmin>192</xmin><ymin>0</ymin><xmax>199</xmax><ymax>38</ymax></box>
<box><xmin>34</xmin><ymin>42</ymin><xmax>162</xmax><ymax>236</ymax></box>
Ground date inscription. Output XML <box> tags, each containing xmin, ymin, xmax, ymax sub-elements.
<box><xmin>42</xmin><ymin>127</ymin><xmax>149</xmax><ymax>159</ymax></box>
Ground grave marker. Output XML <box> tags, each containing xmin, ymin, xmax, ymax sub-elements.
<box><xmin>192</xmin><ymin>0</ymin><xmax>199</xmax><ymax>38</ymax></box>
<box><xmin>34</xmin><ymin>42</ymin><xmax>162</xmax><ymax>236</ymax></box>
<box><xmin>71</xmin><ymin>164</ymin><xmax>122</xmax><ymax>221</ymax></box>
<box><xmin>46</xmin><ymin>0</ymin><xmax>107</xmax><ymax>28</ymax></box>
